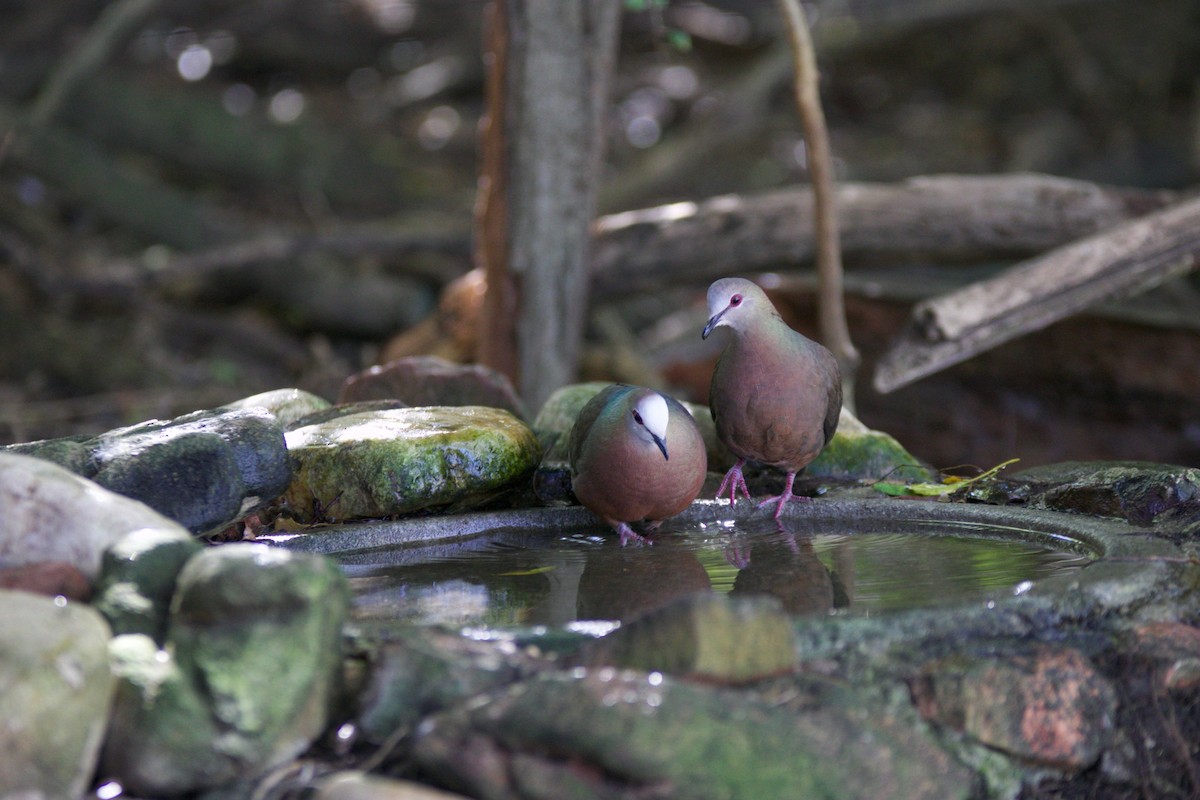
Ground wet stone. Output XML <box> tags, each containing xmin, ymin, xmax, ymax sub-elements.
<box><xmin>284</xmin><ymin>406</ymin><xmax>540</xmax><ymax>522</ymax></box>
<box><xmin>103</xmin><ymin>544</ymin><xmax>349</xmax><ymax>796</ymax></box>
<box><xmin>7</xmin><ymin>407</ymin><xmax>292</xmax><ymax>533</ymax></box>
<box><xmin>339</xmin><ymin>355</ymin><xmax>527</xmax><ymax>419</ymax></box>
<box><xmin>912</xmin><ymin>644</ymin><xmax>1116</xmax><ymax>770</ymax></box>
<box><xmin>222</xmin><ymin>387</ymin><xmax>332</xmax><ymax>429</ymax></box>
<box><xmin>1002</xmin><ymin>461</ymin><xmax>1200</xmax><ymax>525</ymax></box>
<box><xmin>355</xmin><ymin>628</ymin><xmax>539</xmax><ymax>744</ymax></box>
<box><xmin>576</xmin><ymin>593</ymin><xmax>797</xmax><ymax>683</ymax></box>
<box><xmin>314</xmin><ymin>771</ymin><xmax>475</xmax><ymax>800</ymax></box>
<box><xmin>412</xmin><ymin>668</ymin><xmax>978</xmax><ymax>800</ymax></box>
<box><xmin>92</xmin><ymin>527</ymin><xmax>204</xmax><ymax>641</ymax></box>
<box><xmin>1124</xmin><ymin>621</ymin><xmax>1200</xmax><ymax>692</ymax></box>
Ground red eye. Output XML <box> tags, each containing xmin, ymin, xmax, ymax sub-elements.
<box><xmin>730</xmin><ymin>294</ymin><xmax>743</xmax><ymax>307</ymax></box>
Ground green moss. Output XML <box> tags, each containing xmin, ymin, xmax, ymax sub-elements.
<box><xmin>284</xmin><ymin>407</ymin><xmax>540</xmax><ymax>521</ymax></box>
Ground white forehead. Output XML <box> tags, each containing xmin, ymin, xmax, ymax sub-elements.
<box><xmin>634</xmin><ymin>392</ymin><xmax>669</xmax><ymax>439</ymax></box>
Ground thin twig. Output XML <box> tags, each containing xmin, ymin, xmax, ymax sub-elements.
<box><xmin>776</xmin><ymin>0</ymin><xmax>860</xmax><ymax>411</ymax></box>
<box><xmin>28</xmin><ymin>0</ymin><xmax>163</xmax><ymax>129</ymax></box>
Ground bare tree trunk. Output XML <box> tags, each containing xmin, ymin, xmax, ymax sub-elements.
<box><xmin>476</xmin><ymin>0</ymin><xmax>620</xmax><ymax>412</ymax></box>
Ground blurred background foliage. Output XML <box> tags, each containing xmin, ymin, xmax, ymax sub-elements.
<box><xmin>2</xmin><ymin>0</ymin><xmax>1199</xmax><ymax>467</ymax></box>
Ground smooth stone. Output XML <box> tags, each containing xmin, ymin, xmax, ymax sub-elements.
<box><xmin>102</xmin><ymin>544</ymin><xmax>349</xmax><ymax>796</ymax></box>
<box><xmin>284</xmin><ymin>407</ymin><xmax>540</xmax><ymax>522</ymax></box>
<box><xmin>1002</xmin><ymin>461</ymin><xmax>1200</xmax><ymax>525</ymax></box>
<box><xmin>222</xmin><ymin>387</ymin><xmax>332</xmax><ymax>429</ymax></box>
<box><xmin>287</xmin><ymin>399</ymin><xmax>412</xmax><ymax>431</ymax></box>
<box><xmin>0</xmin><ymin>590</ymin><xmax>115</xmax><ymax>799</ymax></box>
<box><xmin>339</xmin><ymin>355</ymin><xmax>527</xmax><ymax>419</ymax></box>
<box><xmin>93</xmin><ymin>527</ymin><xmax>204</xmax><ymax>640</ymax></box>
<box><xmin>356</xmin><ymin>628</ymin><xmax>536</xmax><ymax>744</ymax></box>
<box><xmin>315</xmin><ymin>771</ymin><xmax>475</xmax><ymax>800</ymax></box>
<box><xmin>0</xmin><ymin>452</ymin><xmax>192</xmax><ymax>578</ymax></box>
<box><xmin>806</xmin><ymin>407</ymin><xmax>923</xmax><ymax>481</ymax></box>
<box><xmin>103</xmin><ymin>634</ymin><xmax>225</xmax><ymax>797</ymax></box>
<box><xmin>8</xmin><ymin>407</ymin><xmax>292</xmax><ymax>533</ymax></box>
<box><xmin>90</xmin><ymin>407</ymin><xmax>291</xmax><ymax>532</ymax></box>
<box><xmin>412</xmin><ymin>669</ymin><xmax>977</xmax><ymax>800</ymax></box>
<box><xmin>912</xmin><ymin>644</ymin><xmax>1116</xmax><ymax>770</ymax></box>
<box><xmin>575</xmin><ymin>593</ymin><xmax>796</xmax><ymax>682</ymax></box>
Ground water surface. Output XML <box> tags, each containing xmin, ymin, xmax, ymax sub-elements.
<box><xmin>337</xmin><ymin>516</ymin><xmax>1092</xmax><ymax>629</ymax></box>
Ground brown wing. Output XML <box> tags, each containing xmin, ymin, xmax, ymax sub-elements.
<box><xmin>568</xmin><ymin>384</ymin><xmax>630</xmax><ymax>474</ymax></box>
<box><xmin>818</xmin><ymin>347</ymin><xmax>842</xmax><ymax>446</ymax></box>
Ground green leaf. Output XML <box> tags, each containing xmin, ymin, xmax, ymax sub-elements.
<box><xmin>872</xmin><ymin>458</ymin><xmax>1020</xmax><ymax>497</ymax></box>
<box><xmin>666</xmin><ymin>28</ymin><xmax>692</xmax><ymax>52</ymax></box>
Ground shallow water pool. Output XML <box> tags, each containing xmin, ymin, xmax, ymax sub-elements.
<box><xmin>335</xmin><ymin>516</ymin><xmax>1092</xmax><ymax>629</ymax></box>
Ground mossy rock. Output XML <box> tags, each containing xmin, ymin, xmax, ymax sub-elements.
<box><xmin>284</xmin><ymin>406</ymin><xmax>540</xmax><ymax>522</ymax></box>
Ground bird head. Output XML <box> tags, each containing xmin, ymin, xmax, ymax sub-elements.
<box><xmin>631</xmin><ymin>391</ymin><xmax>670</xmax><ymax>460</ymax></box>
<box><xmin>702</xmin><ymin>277</ymin><xmax>772</xmax><ymax>339</ymax></box>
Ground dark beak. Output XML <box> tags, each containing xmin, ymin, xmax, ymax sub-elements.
<box><xmin>652</xmin><ymin>432</ymin><xmax>669</xmax><ymax>461</ymax></box>
<box><xmin>702</xmin><ymin>309</ymin><xmax>725</xmax><ymax>340</ymax></box>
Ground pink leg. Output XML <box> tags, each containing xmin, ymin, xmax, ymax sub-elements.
<box><xmin>715</xmin><ymin>458</ymin><xmax>752</xmax><ymax>507</ymax></box>
<box><xmin>757</xmin><ymin>471</ymin><xmax>812</xmax><ymax>520</ymax></box>
<box><xmin>615</xmin><ymin>522</ymin><xmax>647</xmax><ymax>547</ymax></box>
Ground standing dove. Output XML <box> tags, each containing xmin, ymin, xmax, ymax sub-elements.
<box><xmin>702</xmin><ymin>278</ymin><xmax>842</xmax><ymax>519</ymax></box>
<box><xmin>569</xmin><ymin>384</ymin><xmax>708</xmax><ymax>545</ymax></box>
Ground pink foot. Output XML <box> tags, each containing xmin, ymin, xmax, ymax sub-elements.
<box><xmin>756</xmin><ymin>472</ymin><xmax>812</xmax><ymax>520</ymax></box>
<box><xmin>615</xmin><ymin>522</ymin><xmax>648</xmax><ymax>547</ymax></box>
<box><xmin>716</xmin><ymin>458</ymin><xmax>752</xmax><ymax>507</ymax></box>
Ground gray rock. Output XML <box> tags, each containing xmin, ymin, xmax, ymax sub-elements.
<box><xmin>102</xmin><ymin>544</ymin><xmax>349</xmax><ymax>796</ymax></box>
<box><xmin>0</xmin><ymin>590</ymin><xmax>115</xmax><ymax>799</ymax></box>
<box><xmin>93</xmin><ymin>527</ymin><xmax>204</xmax><ymax>640</ymax></box>
<box><xmin>222</xmin><ymin>388</ymin><xmax>332</xmax><ymax>429</ymax></box>
<box><xmin>576</xmin><ymin>593</ymin><xmax>797</xmax><ymax>683</ymax></box>
<box><xmin>912</xmin><ymin>644</ymin><xmax>1116</xmax><ymax>770</ymax></box>
<box><xmin>356</xmin><ymin>628</ymin><xmax>536</xmax><ymax>744</ymax></box>
<box><xmin>7</xmin><ymin>407</ymin><xmax>292</xmax><ymax>534</ymax></box>
<box><xmin>283</xmin><ymin>407</ymin><xmax>540</xmax><ymax>522</ymax></box>
<box><xmin>315</xmin><ymin>771</ymin><xmax>475</xmax><ymax>800</ymax></box>
<box><xmin>103</xmin><ymin>634</ymin><xmax>228</xmax><ymax>797</ymax></box>
<box><xmin>0</xmin><ymin>452</ymin><xmax>192</xmax><ymax>578</ymax></box>
<box><xmin>91</xmin><ymin>408</ymin><xmax>291</xmax><ymax>532</ymax></box>
<box><xmin>1003</xmin><ymin>461</ymin><xmax>1200</xmax><ymax>525</ymax></box>
<box><xmin>339</xmin><ymin>355</ymin><xmax>527</xmax><ymax>419</ymax></box>
<box><xmin>412</xmin><ymin>668</ymin><xmax>978</xmax><ymax>800</ymax></box>
<box><xmin>287</xmin><ymin>399</ymin><xmax>412</xmax><ymax>431</ymax></box>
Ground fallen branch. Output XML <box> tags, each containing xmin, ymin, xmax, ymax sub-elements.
<box><xmin>590</xmin><ymin>173</ymin><xmax>1174</xmax><ymax>299</ymax></box>
<box><xmin>873</xmin><ymin>193</ymin><xmax>1200</xmax><ymax>393</ymax></box>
